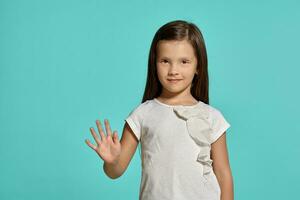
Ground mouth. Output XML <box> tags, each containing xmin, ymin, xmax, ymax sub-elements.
<box><xmin>167</xmin><ymin>79</ymin><xmax>182</xmax><ymax>83</ymax></box>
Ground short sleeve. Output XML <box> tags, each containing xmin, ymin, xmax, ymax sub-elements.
<box><xmin>209</xmin><ymin>107</ymin><xmax>231</xmax><ymax>144</ymax></box>
<box><xmin>124</xmin><ymin>105</ymin><xmax>143</xmax><ymax>141</ymax></box>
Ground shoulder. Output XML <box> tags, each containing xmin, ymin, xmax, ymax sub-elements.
<box><xmin>197</xmin><ymin>102</ymin><xmax>231</xmax><ymax>143</ymax></box>
<box><xmin>208</xmin><ymin>104</ymin><xmax>223</xmax><ymax>118</ymax></box>
<box><xmin>127</xmin><ymin>99</ymin><xmax>154</xmax><ymax>117</ymax></box>
<box><xmin>198</xmin><ymin>101</ymin><xmax>225</xmax><ymax>118</ymax></box>
<box><xmin>203</xmin><ymin>103</ymin><xmax>230</xmax><ymax>131</ymax></box>
<box><xmin>195</xmin><ymin>101</ymin><xmax>230</xmax><ymax>127</ymax></box>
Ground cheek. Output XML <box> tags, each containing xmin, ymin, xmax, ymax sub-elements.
<box><xmin>181</xmin><ymin>71</ymin><xmax>196</xmax><ymax>83</ymax></box>
<box><xmin>156</xmin><ymin>67</ymin><xmax>164</xmax><ymax>82</ymax></box>
<box><xmin>186</xmin><ymin>66</ymin><xmax>197</xmax><ymax>77</ymax></box>
<box><xmin>156</xmin><ymin>65</ymin><xmax>166</xmax><ymax>77</ymax></box>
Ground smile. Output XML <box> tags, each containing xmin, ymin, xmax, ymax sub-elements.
<box><xmin>167</xmin><ymin>79</ymin><xmax>182</xmax><ymax>83</ymax></box>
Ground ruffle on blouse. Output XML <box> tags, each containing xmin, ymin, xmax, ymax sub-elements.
<box><xmin>173</xmin><ymin>104</ymin><xmax>214</xmax><ymax>181</ymax></box>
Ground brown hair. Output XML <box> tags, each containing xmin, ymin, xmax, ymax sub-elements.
<box><xmin>141</xmin><ymin>20</ymin><xmax>209</xmax><ymax>104</ymax></box>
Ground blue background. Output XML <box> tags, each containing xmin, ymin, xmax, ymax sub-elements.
<box><xmin>1</xmin><ymin>0</ymin><xmax>299</xmax><ymax>199</ymax></box>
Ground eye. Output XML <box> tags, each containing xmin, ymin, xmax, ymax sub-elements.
<box><xmin>182</xmin><ymin>60</ymin><xmax>190</xmax><ymax>64</ymax></box>
<box><xmin>161</xmin><ymin>59</ymin><xmax>169</xmax><ymax>64</ymax></box>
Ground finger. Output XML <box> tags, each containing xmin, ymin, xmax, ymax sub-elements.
<box><xmin>104</xmin><ymin>119</ymin><xmax>113</xmax><ymax>138</ymax></box>
<box><xmin>96</xmin><ymin>120</ymin><xmax>106</xmax><ymax>141</ymax></box>
<box><xmin>85</xmin><ymin>139</ymin><xmax>97</xmax><ymax>151</ymax></box>
<box><xmin>112</xmin><ymin>131</ymin><xmax>119</xmax><ymax>144</ymax></box>
<box><xmin>90</xmin><ymin>127</ymin><xmax>101</xmax><ymax>144</ymax></box>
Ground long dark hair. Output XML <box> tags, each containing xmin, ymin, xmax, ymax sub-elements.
<box><xmin>141</xmin><ymin>20</ymin><xmax>209</xmax><ymax>104</ymax></box>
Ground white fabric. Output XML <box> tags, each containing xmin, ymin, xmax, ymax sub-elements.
<box><xmin>125</xmin><ymin>98</ymin><xmax>231</xmax><ymax>200</ymax></box>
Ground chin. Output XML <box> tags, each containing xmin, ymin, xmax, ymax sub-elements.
<box><xmin>163</xmin><ymin>86</ymin><xmax>186</xmax><ymax>94</ymax></box>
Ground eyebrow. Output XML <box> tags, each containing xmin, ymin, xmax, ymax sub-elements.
<box><xmin>158</xmin><ymin>56</ymin><xmax>192</xmax><ymax>60</ymax></box>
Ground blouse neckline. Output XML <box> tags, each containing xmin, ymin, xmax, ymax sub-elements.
<box><xmin>153</xmin><ymin>98</ymin><xmax>201</xmax><ymax>108</ymax></box>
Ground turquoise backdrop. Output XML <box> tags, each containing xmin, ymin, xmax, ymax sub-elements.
<box><xmin>1</xmin><ymin>0</ymin><xmax>299</xmax><ymax>199</ymax></box>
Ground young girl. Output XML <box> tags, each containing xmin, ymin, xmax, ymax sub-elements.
<box><xmin>85</xmin><ymin>20</ymin><xmax>234</xmax><ymax>200</ymax></box>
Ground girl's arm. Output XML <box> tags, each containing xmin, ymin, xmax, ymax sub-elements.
<box><xmin>211</xmin><ymin>132</ymin><xmax>234</xmax><ymax>200</ymax></box>
<box><xmin>103</xmin><ymin>122</ymin><xmax>139</xmax><ymax>179</ymax></box>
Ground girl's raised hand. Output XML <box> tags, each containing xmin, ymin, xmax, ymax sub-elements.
<box><xmin>85</xmin><ymin>119</ymin><xmax>121</xmax><ymax>165</ymax></box>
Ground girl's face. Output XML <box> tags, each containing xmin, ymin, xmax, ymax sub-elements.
<box><xmin>156</xmin><ymin>39</ymin><xmax>198</xmax><ymax>97</ymax></box>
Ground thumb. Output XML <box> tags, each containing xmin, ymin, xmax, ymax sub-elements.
<box><xmin>113</xmin><ymin>131</ymin><xmax>119</xmax><ymax>144</ymax></box>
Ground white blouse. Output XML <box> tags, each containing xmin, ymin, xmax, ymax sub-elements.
<box><xmin>125</xmin><ymin>98</ymin><xmax>231</xmax><ymax>200</ymax></box>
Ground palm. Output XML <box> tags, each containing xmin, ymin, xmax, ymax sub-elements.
<box><xmin>86</xmin><ymin>119</ymin><xmax>121</xmax><ymax>164</ymax></box>
<box><xmin>96</xmin><ymin>134</ymin><xmax>121</xmax><ymax>164</ymax></box>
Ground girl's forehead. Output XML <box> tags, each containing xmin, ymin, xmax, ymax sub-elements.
<box><xmin>156</xmin><ymin>40</ymin><xmax>196</xmax><ymax>58</ymax></box>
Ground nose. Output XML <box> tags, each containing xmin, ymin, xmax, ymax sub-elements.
<box><xmin>168</xmin><ymin>64</ymin><xmax>179</xmax><ymax>76</ymax></box>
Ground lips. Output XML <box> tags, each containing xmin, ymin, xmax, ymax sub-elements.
<box><xmin>167</xmin><ymin>79</ymin><xmax>182</xmax><ymax>83</ymax></box>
